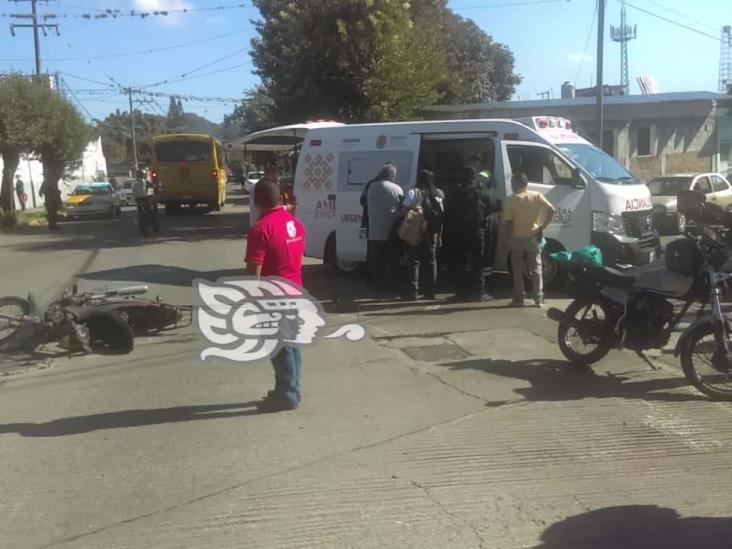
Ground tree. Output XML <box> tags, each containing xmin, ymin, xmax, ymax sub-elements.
<box><xmin>250</xmin><ymin>0</ymin><xmax>447</xmax><ymax>123</ymax></box>
<box><xmin>34</xmin><ymin>92</ymin><xmax>90</xmax><ymax>200</ymax></box>
<box><xmin>0</xmin><ymin>74</ymin><xmax>47</xmax><ymax>212</ymax></box>
<box><xmin>223</xmin><ymin>85</ymin><xmax>275</xmax><ymax>137</ymax></box>
<box><xmin>167</xmin><ymin>96</ymin><xmax>184</xmax><ymax>130</ymax></box>
<box><xmin>246</xmin><ymin>0</ymin><xmax>520</xmax><ymax>126</ymax></box>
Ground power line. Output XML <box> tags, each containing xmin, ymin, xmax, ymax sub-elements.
<box><xmin>0</xmin><ymin>30</ymin><xmax>245</xmax><ymax>62</ymax></box>
<box><xmin>637</xmin><ymin>0</ymin><xmax>719</xmax><ymax>33</ymax></box>
<box><xmin>7</xmin><ymin>0</ymin><xmax>59</xmax><ymax>75</ymax></box>
<box><xmin>137</xmin><ymin>48</ymin><xmax>248</xmax><ymax>89</ymax></box>
<box><xmin>0</xmin><ymin>3</ymin><xmax>250</xmax><ymax>20</ymax></box>
<box><xmin>620</xmin><ymin>0</ymin><xmax>721</xmax><ymax>42</ymax></box>
<box><xmin>574</xmin><ymin>1</ymin><xmax>597</xmax><ymax>86</ymax></box>
<box><xmin>453</xmin><ymin>0</ymin><xmax>567</xmax><ymax>9</ymax></box>
<box><xmin>135</xmin><ymin>61</ymin><xmax>253</xmax><ymax>89</ymax></box>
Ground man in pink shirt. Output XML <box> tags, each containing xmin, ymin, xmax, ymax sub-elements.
<box><xmin>246</xmin><ymin>179</ymin><xmax>306</xmax><ymax>412</ymax></box>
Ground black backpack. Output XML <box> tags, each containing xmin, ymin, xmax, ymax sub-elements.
<box><xmin>422</xmin><ymin>191</ymin><xmax>445</xmax><ymax>234</ymax></box>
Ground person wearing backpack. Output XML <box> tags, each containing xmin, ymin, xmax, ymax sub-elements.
<box><xmin>400</xmin><ymin>170</ymin><xmax>445</xmax><ymax>300</ymax></box>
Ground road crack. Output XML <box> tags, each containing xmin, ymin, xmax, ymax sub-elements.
<box><xmin>407</xmin><ymin>478</ymin><xmax>486</xmax><ymax>548</ymax></box>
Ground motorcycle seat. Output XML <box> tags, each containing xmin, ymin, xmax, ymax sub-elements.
<box><xmin>587</xmin><ymin>266</ymin><xmax>636</xmax><ymax>289</ymax></box>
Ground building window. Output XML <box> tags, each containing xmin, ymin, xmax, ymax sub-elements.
<box><xmin>637</xmin><ymin>126</ymin><xmax>652</xmax><ymax>157</ymax></box>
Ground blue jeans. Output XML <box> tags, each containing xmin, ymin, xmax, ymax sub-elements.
<box><xmin>271</xmin><ymin>347</ymin><xmax>301</xmax><ymax>405</ymax></box>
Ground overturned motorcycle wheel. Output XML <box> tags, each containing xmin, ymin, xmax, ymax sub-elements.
<box><xmin>557</xmin><ymin>299</ymin><xmax>612</xmax><ymax>367</ymax></box>
<box><xmin>0</xmin><ymin>296</ymin><xmax>31</xmax><ymax>346</ymax></box>
<box><xmin>680</xmin><ymin>322</ymin><xmax>732</xmax><ymax>401</ymax></box>
<box><xmin>86</xmin><ymin>312</ymin><xmax>134</xmax><ymax>354</ymax></box>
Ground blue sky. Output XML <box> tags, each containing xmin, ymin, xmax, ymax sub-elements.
<box><xmin>0</xmin><ymin>0</ymin><xmax>729</xmax><ymax>124</ymax></box>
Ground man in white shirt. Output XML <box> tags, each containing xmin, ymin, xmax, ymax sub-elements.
<box><xmin>366</xmin><ymin>163</ymin><xmax>403</xmax><ymax>289</ymax></box>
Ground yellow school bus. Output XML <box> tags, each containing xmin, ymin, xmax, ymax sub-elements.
<box><xmin>151</xmin><ymin>133</ymin><xmax>227</xmax><ymax>213</ymax></box>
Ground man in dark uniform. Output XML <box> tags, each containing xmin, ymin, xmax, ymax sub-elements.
<box><xmin>456</xmin><ymin>166</ymin><xmax>491</xmax><ymax>301</ymax></box>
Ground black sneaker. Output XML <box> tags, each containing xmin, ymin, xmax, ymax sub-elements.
<box><xmin>266</xmin><ymin>390</ymin><xmax>301</xmax><ymax>403</ymax></box>
<box><xmin>257</xmin><ymin>396</ymin><xmax>298</xmax><ymax>413</ymax></box>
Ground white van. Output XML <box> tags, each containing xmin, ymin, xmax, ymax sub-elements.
<box><xmin>243</xmin><ymin>118</ymin><xmax>660</xmax><ymax>285</ymax></box>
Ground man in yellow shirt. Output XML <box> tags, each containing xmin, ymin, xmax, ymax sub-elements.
<box><xmin>503</xmin><ymin>172</ymin><xmax>556</xmax><ymax>307</ymax></box>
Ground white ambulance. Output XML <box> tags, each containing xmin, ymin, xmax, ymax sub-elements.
<box><xmin>237</xmin><ymin>118</ymin><xmax>659</xmax><ymax>285</ymax></box>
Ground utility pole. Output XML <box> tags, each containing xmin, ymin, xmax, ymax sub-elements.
<box><xmin>9</xmin><ymin>0</ymin><xmax>59</xmax><ymax>76</ymax></box>
<box><xmin>596</xmin><ymin>0</ymin><xmax>606</xmax><ymax>151</ymax></box>
<box><xmin>126</xmin><ymin>88</ymin><xmax>139</xmax><ymax>172</ymax></box>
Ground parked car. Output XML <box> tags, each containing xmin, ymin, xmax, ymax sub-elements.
<box><xmin>118</xmin><ymin>179</ymin><xmax>137</xmax><ymax>207</ymax></box>
<box><xmin>244</xmin><ymin>171</ymin><xmax>264</xmax><ymax>194</ymax></box>
<box><xmin>64</xmin><ymin>182</ymin><xmax>122</xmax><ymax>219</ymax></box>
<box><xmin>649</xmin><ymin>172</ymin><xmax>732</xmax><ymax>234</ymax></box>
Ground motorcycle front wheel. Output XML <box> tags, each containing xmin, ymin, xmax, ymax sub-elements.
<box><xmin>680</xmin><ymin>323</ymin><xmax>732</xmax><ymax>401</ymax></box>
<box><xmin>557</xmin><ymin>299</ymin><xmax>613</xmax><ymax>367</ymax></box>
<box><xmin>0</xmin><ymin>296</ymin><xmax>31</xmax><ymax>346</ymax></box>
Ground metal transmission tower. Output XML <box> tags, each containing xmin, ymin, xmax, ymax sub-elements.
<box><xmin>721</xmin><ymin>25</ymin><xmax>732</xmax><ymax>92</ymax></box>
<box><xmin>610</xmin><ymin>0</ymin><xmax>637</xmax><ymax>94</ymax></box>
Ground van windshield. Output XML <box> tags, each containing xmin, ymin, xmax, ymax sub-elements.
<box><xmin>558</xmin><ymin>143</ymin><xmax>635</xmax><ymax>183</ymax></box>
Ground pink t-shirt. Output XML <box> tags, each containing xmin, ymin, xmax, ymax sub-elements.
<box><xmin>245</xmin><ymin>207</ymin><xmax>305</xmax><ymax>286</ymax></box>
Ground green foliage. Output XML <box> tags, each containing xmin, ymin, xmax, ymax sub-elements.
<box><xmin>223</xmin><ymin>85</ymin><xmax>275</xmax><ymax>137</ymax></box>
<box><xmin>250</xmin><ymin>0</ymin><xmax>448</xmax><ymax>123</ymax></box>
<box><xmin>0</xmin><ymin>74</ymin><xmax>49</xmax><ymax>211</ymax></box>
<box><xmin>167</xmin><ymin>97</ymin><xmax>185</xmax><ymax>130</ymax></box>
<box><xmin>244</xmin><ymin>0</ymin><xmax>520</xmax><ymax>127</ymax></box>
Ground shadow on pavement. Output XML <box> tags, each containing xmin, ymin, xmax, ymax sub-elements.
<box><xmin>1</xmin><ymin>209</ymin><xmax>250</xmax><ymax>253</ymax></box>
<box><xmin>439</xmin><ymin>358</ymin><xmax>705</xmax><ymax>402</ymax></box>
<box><xmin>0</xmin><ymin>402</ymin><xmax>262</xmax><ymax>437</ymax></box>
<box><xmin>80</xmin><ymin>265</ymin><xmax>245</xmax><ymax>288</ymax></box>
<box><xmin>532</xmin><ymin>505</ymin><xmax>732</xmax><ymax>548</ymax></box>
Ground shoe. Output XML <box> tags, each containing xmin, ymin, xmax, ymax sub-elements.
<box><xmin>266</xmin><ymin>389</ymin><xmax>301</xmax><ymax>403</ymax></box>
<box><xmin>257</xmin><ymin>395</ymin><xmax>298</xmax><ymax>413</ymax></box>
<box><xmin>510</xmin><ymin>299</ymin><xmax>525</xmax><ymax>307</ymax></box>
<box><xmin>534</xmin><ymin>298</ymin><xmax>545</xmax><ymax>308</ymax></box>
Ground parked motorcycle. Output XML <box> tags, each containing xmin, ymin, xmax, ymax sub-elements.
<box><xmin>548</xmin><ymin>190</ymin><xmax>732</xmax><ymax>400</ymax></box>
<box><xmin>0</xmin><ymin>285</ymin><xmax>190</xmax><ymax>355</ymax></box>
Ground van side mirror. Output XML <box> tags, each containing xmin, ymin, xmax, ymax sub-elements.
<box><xmin>572</xmin><ymin>168</ymin><xmax>585</xmax><ymax>188</ymax></box>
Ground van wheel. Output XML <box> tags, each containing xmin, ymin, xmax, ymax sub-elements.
<box><xmin>539</xmin><ymin>241</ymin><xmax>567</xmax><ymax>291</ymax></box>
<box><xmin>511</xmin><ymin>240</ymin><xmax>566</xmax><ymax>292</ymax></box>
<box><xmin>324</xmin><ymin>233</ymin><xmax>361</xmax><ymax>276</ymax></box>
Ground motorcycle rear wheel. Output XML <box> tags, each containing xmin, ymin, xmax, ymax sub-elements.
<box><xmin>680</xmin><ymin>323</ymin><xmax>732</xmax><ymax>401</ymax></box>
<box><xmin>86</xmin><ymin>311</ymin><xmax>134</xmax><ymax>354</ymax></box>
<box><xmin>0</xmin><ymin>297</ymin><xmax>31</xmax><ymax>346</ymax></box>
<box><xmin>557</xmin><ymin>299</ymin><xmax>613</xmax><ymax>367</ymax></box>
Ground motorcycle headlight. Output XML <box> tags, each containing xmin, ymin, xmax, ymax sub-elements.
<box><xmin>592</xmin><ymin>211</ymin><xmax>625</xmax><ymax>235</ymax></box>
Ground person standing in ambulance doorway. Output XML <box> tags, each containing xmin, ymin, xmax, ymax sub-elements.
<box><xmin>502</xmin><ymin>172</ymin><xmax>556</xmax><ymax>308</ymax></box>
<box><xmin>400</xmin><ymin>169</ymin><xmax>445</xmax><ymax>300</ymax></box>
<box><xmin>246</xmin><ymin>179</ymin><xmax>307</xmax><ymax>412</ymax></box>
<box><xmin>455</xmin><ymin>166</ymin><xmax>492</xmax><ymax>302</ymax></box>
<box><xmin>365</xmin><ymin>163</ymin><xmax>403</xmax><ymax>291</ymax></box>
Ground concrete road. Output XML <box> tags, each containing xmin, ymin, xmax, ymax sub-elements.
<box><xmin>2</xmin><ymin>191</ymin><xmax>732</xmax><ymax>548</ymax></box>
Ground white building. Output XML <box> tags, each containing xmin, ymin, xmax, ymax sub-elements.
<box><xmin>1</xmin><ymin>137</ymin><xmax>107</xmax><ymax>209</ymax></box>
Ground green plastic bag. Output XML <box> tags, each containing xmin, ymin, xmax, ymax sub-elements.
<box><xmin>550</xmin><ymin>245</ymin><xmax>604</xmax><ymax>267</ymax></box>
<box><xmin>550</xmin><ymin>250</ymin><xmax>573</xmax><ymax>263</ymax></box>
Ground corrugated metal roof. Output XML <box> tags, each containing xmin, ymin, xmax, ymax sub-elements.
<box><xmin>424</xmin><ymin>91</ymin><xmax>732</xmax><ymax>113</ymax></box>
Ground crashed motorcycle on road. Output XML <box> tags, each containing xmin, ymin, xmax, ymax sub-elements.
<box><xmin>0</xmin><ymin>285</ymin><xmax>190</xmax><ymax>355</ymax></box>
<box><xmin>548</xmin><ymin>190</ymin><xmax>732</xmax><ymax>400</ymax></box>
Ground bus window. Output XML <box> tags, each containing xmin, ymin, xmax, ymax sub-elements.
<box><xmin>155</xmin><ymin>140</ymin><xmax>211</xmax><ymax>163</ymax></box>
